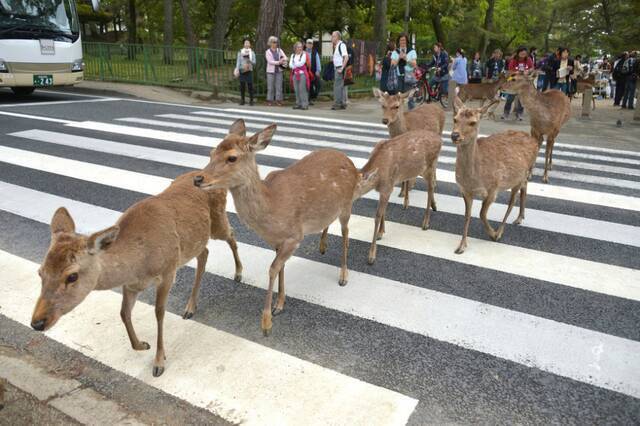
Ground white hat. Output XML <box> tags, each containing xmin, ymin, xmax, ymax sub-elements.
<box><xmin>306</xmin><ymin>39</ymin><xmax>314</xmax><ymax>44</ymax></box>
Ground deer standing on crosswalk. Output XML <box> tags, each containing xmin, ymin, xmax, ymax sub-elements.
<box><xmin>31</xmin><ymin>171</ymin><xmax>243</xmax><ymax>377</ymax></box>
<box><xmin>451</xmin><ymin>97</ymin><xmax>539</xmax><ymax>254</ymax></box>
<box><xmin>373</xmin><ymin>88</ymin><xmax>445</xmax><ymax>209</ymax></box>
<box><xmin>194</xmin><ymin>119</ymin><xmax>360</xmax><ymax>336</ymax></box>
<box><xmin>356</xmin><ymin>130</ymin><xmax>442</xmax><ymax>264</ymax></box>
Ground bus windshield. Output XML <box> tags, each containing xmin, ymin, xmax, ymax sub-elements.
<box><xmin>0</xmin><ymin>0</ymin><xmax>80</xmax><ymax>41</ymax></box>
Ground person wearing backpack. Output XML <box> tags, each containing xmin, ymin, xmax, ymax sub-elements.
<box><xmin>380</xmin><ymin>41</ymin><xmax>397</xmax><ymax>94</ymax></box>
<box><xmin>305</xmin><ymin>39</ymin><xmax>322</xmax><ymax>105</ymax></box>
<box><xmin>331</xmin><ymin>31</ymin><xmax>349</xmax><ymax>110</ymax></box>
<box><xmin>621</xmin><ymin>51</ymin><xmax>638</xmax><ymax>110</ymax></box>
<box><xmin>613</xmin><ymin>52</ymin><xmax>629</xmax><ymax>106</ymax></box>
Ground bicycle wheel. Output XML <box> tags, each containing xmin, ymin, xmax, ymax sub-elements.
<box><xmin>411</xmin><ymin>83</ymin><xmax>426</xmax><ymax>105</ymax></box>
<box><xmin>438</xmin><ymin>86</ymin><xmax>449</xmax><ymax>109</ymax></box>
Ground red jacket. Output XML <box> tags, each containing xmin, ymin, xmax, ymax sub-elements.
<box><xmin>508</xmin><ymin>57</ymin><xmax>534</xmax><ymax>73</ymax></box>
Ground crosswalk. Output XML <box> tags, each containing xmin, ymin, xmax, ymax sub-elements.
<box><xmin>0</xmin><ymin>98</ymin><xmax>639</xmax><ymax>423</ymax></box>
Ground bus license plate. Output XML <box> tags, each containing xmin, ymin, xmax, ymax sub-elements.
<box><xmin>33</xmin><ymin>75</ymin><xmax>53</xmax><ymax>87</ymax></box>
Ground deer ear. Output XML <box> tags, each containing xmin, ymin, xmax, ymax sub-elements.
<box><xmin>247</xmin><ymin>124</ymin><xmax>277</xmax><ymax>152</ymax></box>
<box><xmin>228</xmin><ymin>119</ymin><xmax>246</xmax><ymax>136</ymax></box>
<box><xmin>453</xmin><ymin>96</ymin><xmax>465</xmax><ymax>114</ymax></box>
<box><xmin>398</xmin><ymin>89</ymin><xmax>413</xmax><ymax>99</ymax></box>
<box><xmin>87</xmin><ymin>226</ymin><xmax>119</xmax><ymax>254</ymax></box>
<box><xmin>51</xmin><ymin>207</ymin><xmax>75</xmax><ymax>235</ymax></box>
<box><xmin>479</xmin><ymin>99</ymin><xmax>499</xmax><ymax>117</ymax></box>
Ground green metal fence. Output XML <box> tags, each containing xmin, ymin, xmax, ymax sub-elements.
<box><xmin>82</xmin><ymin>42</ymin><xmax>378</xmax><ymax>98</ymax></box>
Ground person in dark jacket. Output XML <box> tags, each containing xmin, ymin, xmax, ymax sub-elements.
<box><xmin>613</xmin><ymin>52</ymin><xmax>629</xmax><ymax>106</ymax></box>
<box><xmin>485</xmin><ymin>49</ymin><xmax>505</xmax><ymax>81</ymax></box>
<box><xmin>553</xmin><ymin>47</ymin><xmax>574</xmax><ymax>95</ymax></box>
<box><xmin>380</xmin><ymin>41</ymin><xmax>397</xmax><ymax>94</ymax></box>
<box><xmin>305</xmin><ymin>39</ymin><xmax>322</xmax><ymax>104</ymax></box>
<box><xmin>542</xmin><ymin>48</ymin><xmax>561</xmax><ymax>91</ymax></box>
<box><xmin>469</xmin><ymin>51</ymin><xmax>483</xmax><ymax>83</ymax></box>
<box><xmin>621</xmin><ymin>51</ymin><xmax>638</xmax><ymax>109</ymax></box>
<box><xmin>426</xmin><ymin>42</ymin><xmax>450</xmax><ymax>95</ymax></box>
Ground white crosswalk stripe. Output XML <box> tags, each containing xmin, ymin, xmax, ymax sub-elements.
<box><xmin>0</xmin><ymin>103</ymin><xmax>639</xmax><ymax>423</ymax></box>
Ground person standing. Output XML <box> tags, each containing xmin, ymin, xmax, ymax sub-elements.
<box><xmin>502</xmin><ymin>46</ymin><xmax>533</xmax><ymax>121</ymax></box>
<box><xmin>265</xmin><ymin>36</ymin><xmax>288</xmax><ymax>106</ymax></box>
<box><xmin>236</xmin><ymin>38</ymin><xmax>256</xmax><ymax>106</ymax></box>
<box><xmin>305</xmin><ymin>39</ymin><xmax>321</xmax><ymax>105</ymax></box>
<box><xmin>468</xmin><ymin>51</ymin><xmax>483</xmax><ymax>83</ymax></box>
<box><xmin>289</xmin><ymin>41</ymin><xmax>310</xmax><ymax>110</ymax></box>
<box><xmin>452</xmin><ymin>48</ymin><xmax>468</xmax><ymax>88</ymax></box>
<box><xmin>485</xmin><ymin>49</ymin><xmax>505</xmax><ymax>81</ymax></box>
<box><xmin>542</xmin><ymin>48</ymin><xmax>560</xmax><ymax>91</ymax></box>
<box><xmin>331</xmin><ymin>31</ymin><xmax>348</xmax><ymax>110</ymax></box>
<box><xmin>554</xmin><ymin>48</ymin><xmax>574</xmax><ymax>95</ymax></box>
<box><xmin>427</xmin><ymin>42</ymin><xmax>450</xmax><ymax>97</ymax></box>
<box><xmin>621</xmin><ymin>51</ymin><xmax>638</xmax><ymax>110</ymax></box>
<box><xmin>612</xmin><ymin>52</ymin><xmax>629</xmax><ymax>106</ymax></box>
<box><xmin>380</xmin><ymin>41</ymin><xmax>397</xmax><ymax>94</ymax></box>
<box><xmin>391</xmin><ymin>33</ymin><xmax>418</xmax><ymax>109</ymax></box>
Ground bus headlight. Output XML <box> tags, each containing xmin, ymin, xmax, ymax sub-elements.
<box><xmin>0</xmin><ymin>60</ymin><xmax>8</xmax><ymax>73</ymax></box>
<box><xmin>71</xmin><ymin>59</ymin><xmax>84</xmax><ymax>72</ymax></box>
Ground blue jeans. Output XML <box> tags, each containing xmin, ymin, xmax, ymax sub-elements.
<box><xmin>555</xmin><ymin>82</ymin><xmax>569</xmax><ymax>95</ymax></box>
<box><xmin>537</xmin><ymin>74</ymin><xmax>546</xmax><ymax>91</ymax></box>
<box><xmin>622</xmin><ymin>78</ymin><xmax>636</xmax><ymax>108</ymax></box>
<box><xmin>503</xmin><ymin>94</ymin><xmax>523</xmax><ymax>117</ymax></box>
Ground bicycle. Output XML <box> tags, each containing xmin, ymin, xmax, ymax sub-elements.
<box><xmin>411</xmin><ymin>66</ymin><xmax>449</xmax><ymax>109</ymax></box>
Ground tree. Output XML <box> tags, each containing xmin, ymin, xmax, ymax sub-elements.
<box><xmin>256</xmin><ymin>0</ymin><xmax>285</xmax><ymax>53</ymax></box>
<box><xmin>127</xmin><ymin>0</ymin><xmax>136</xmax><ymax>58</ymax></box>
<box><xmin>477</xmin><ymin>0</ymin><xmax>495</xmax><ymax>58</ymax></box>
<box><xmin>373</xmin><ymin>0</ymin><xmax>388</xmax><ymax>54</ymax></box>
<box><xmin>178</xmin><ymin>0</ymin><xmax>197</xmax><ymax>72</ymax></box>
<box><xmin>163</xmin><ymin>0</ymin><xmax>173</xmax><ymax>63</ymax></box>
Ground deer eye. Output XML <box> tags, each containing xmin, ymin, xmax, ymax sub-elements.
<box><xmin>65</xmin><ymin>273</ymin><xmax>78</xmax><ymax>285</ymax></box>
<box><xmin>453</xmin><ymin>118</ymin><xmax>458</xmax><ymax>124</ymax></box>
<box><xmin>469</xmin><ymin>121</ymin><xmax>477</xmax><ymax>126</ymax></box>
<box><xmin>227</xmin><ymin>156</ymin><xmax>237</xmax><ymax>163</ymax></box>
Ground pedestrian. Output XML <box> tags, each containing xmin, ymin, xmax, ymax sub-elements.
<box><xmin>235</xmin><ymin>38</ymin><xmax>256</xmax><ymax>106</ymax></box>
<box><xmin>391</xmin><ymin>33</ymin><xmax>418</xmax><ymax>109</ymax></box>
<box><xmin>485</xmin><ymin>49</ymin><xmax>505</xmax><ymax>81</ymax></box>
<box><xmin>380</xmin><ymin>41</ymin><xmax>397</xmax><ymax>94</ymax></box>
<box><xmin>554</xmin><ymin>47</ymin><xmax>574</xmax><ymax>96</ymax></box>
<box><xmin>535</xmin><ymin>52</ymin><xmax>549</xmax><ymax>90</ymax></box>
<box><xmin>289</xmin><ymin>41</ymin><xmax>311</xmax><ymax>110</ymax></box>
<box><xmin>621</xmin><ymin>51</ymin><xmax>638</xmax><ymax>110</ymax></box>
<box><xmin>571</xmin><ymin>54</ymin><xmax>584</xmax><ymax>96</ymax></box>
<box><xmin>452</xmin><ymin>48</ymin><xmax>468</xmax><ymax>88</ymax></box>
<box><xmin>529</xmin><ymin>46</ymin><xmax>538</xmax><ymax>66</ymax></box>
<box><xmin>427</xmin><ymin>42</ymin><xmax>450</xmax><ymax>98</ymax></box>
<box><xmin>502</xmin><ymin>46</ymin><xmax>533</xmax><ymax>121</ymax></box>
<box><xmin>331</xmin><ymin>31</ymin><xmax>349</xmax><ymax>110</ymax></box>
<box><xmin>542</xmin><ymin>48</ymin><xmax>560</xmax><ymax>91</ymax></box>
<box><xmin>305</xmin><ymin>39</ymin><xmax>322</xmax><ymax>105</ymax></box>
<box><xmin>612</xmin><ymin>52</ymin><xmax>628</xmax><ymax>106</ymax></box>
<box><xmin>468</xmin><ymin>51</ymin><xmax>483</xmax><ymax>83</ymax></box>
<box><xmin>265</xmin><ymin>36</ymin><xmax>288</xmax><ymax>106</ymax></box>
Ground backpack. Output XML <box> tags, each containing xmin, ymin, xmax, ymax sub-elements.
<box><xmin>621</xmin><ymin>59</ymin><xmax>631</xmax><ymax>75</ymax></box>
<box><xmin>322</xmin><ymin>61</ymin><xmax>335</xmax><ymax>81</ymax></box>
<box><xmin>613</xmin><ymin>59</ymin><xmax>625</xmax><ymax>79</ymax></box>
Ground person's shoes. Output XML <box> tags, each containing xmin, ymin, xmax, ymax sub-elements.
<box><xmin>293</xmin><ymin>105</ymin><xmax>301</xmax><ymax>109</ymax></box>
<box><xmin>621</xmin><ymin>106</ymin><xmax>627</xmax><ymax>109</ymax></box>
<box><xmin>516</xmin><ymin>114</ymin><xmax>523</xmax><ymax>121</ymax></box>
<box><xmin>331</xmin><ymin>105</ymin><xmax>340</xmax><ymax>110</ymax></box>
<box><xmin>309</xmin><ymin>101</ymin><xmax>315</xmax><ymax>106</ymax></box>
<box><xmin>301</xmin><ymin>106</ymin><xmax>308</xmax><ymax>110</ymax></box>
<box><xmin>500</xmin><ymin>114</ymin><xmax>509</xmax><ymax>120</ymax></box>
<box><xmin>339</xmin><ymin>105</ymin><xmax>346</xmax><ymax>110</ymax></box>
<box><xmin>613</xmin><ymin>103</ymin><xmax>620</xmax><ymax>106</ymax></box>
<box><xmin>276</xmin><ymin>101</ymin><xmax>284</xmax><ymax>107</ymax></box>
<box><xmin>249</xmin><ymin>100</ymin><xmax>254</xmax><ymax>106</ymax></box>
<box><xmin>266</xmin><ymin>101</ymin><xmax>273</xmax><ymax>106</ymax></box>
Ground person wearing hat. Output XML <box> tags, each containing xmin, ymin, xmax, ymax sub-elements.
<box><xmin>305</xmin><ymin>39</ymin><xmax>322</xmax><ymax>104</ymax></box>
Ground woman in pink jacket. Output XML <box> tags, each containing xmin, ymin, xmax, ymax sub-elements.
<box><xmin>265</xmin><ymin>36</ymin><xmax>288</xmax><ymax>106</ymax></box>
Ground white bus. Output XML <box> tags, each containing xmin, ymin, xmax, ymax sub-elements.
<box><xmin>0</xmin><ymin>0</ymin><xmax>98</xmax><ymax>95</ymax></box>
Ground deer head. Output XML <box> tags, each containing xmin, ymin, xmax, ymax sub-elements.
<box><xmin>451</xmin><ymin>97</ymin><xmax>497</xmax><ymax>146</ymax></box>
<box><xmin>31</xmin><ymin>208</ymin><xmax>119</xmax><ymax>331</ymax></box>
<box><xmin>501</xmin><ymin>72</ymin><xmax>537</xmax><ymax>94</ymax></box>
<box><xmin>372</xmin><ymin>88</ymin><xmax>412</xmax><ymax>126</ymax></box>
<box><xmin>194</xmin><ymin>119</ymin><xmax>277</xmax><ymax>192</ymax></box>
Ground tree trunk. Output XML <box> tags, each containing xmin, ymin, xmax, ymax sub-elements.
<box><xmin>478</xmin><ymin>0</ymin><xmax>495</xmax><ymax>59</ymax></box>
<box><xmin>127</xmin><ymin>0</ymin><xmax>136</xmax><ymax>59</ymax></box>
<box><xmin>431</xmin><ymin>13</ymin><xmax>445</xmax><ymax>46</ymax></box>
<box><xmin>373</xmin><ymin>0</ymin><xmax>387</xmax><ymax>55</ymax></box>
<box><xmin>209</xmin><ymin>0</ymin><xmax>234</xmax><ymax>51</ymax></box>
<box><xmin>600</xmin><ymin>0</ymin><xmax>613</xmax><ymax>35</ymax></box>
<box><xmin>256</xmin><ymin>0</ymin><xmax>285</xmax><ymax>53</ymax></box>
<box><xmin>403</xmin><ymin>0</ymin><xmax>410</xmax><ymax>33</ymax></box>
<box><xmin>163</xmin><ymin>0</ymin><xmax>173</xmax><ymax>64</ymax></box>
<box><xmin>543</xmin><ymin>8</ymin><xmax>557</xmax><ymax>53</ymax></box>
<box><xmin>178</xmin><ymin>0</ymin><xmax>198</xmax><ymax>73</ymax></box>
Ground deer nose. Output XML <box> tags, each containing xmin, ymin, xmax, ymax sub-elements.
<box><xmin>193</xmin><ymin>175</ymin><xmax>204</xmax><ymax>187</ymax></box>
<box><xmin>451</xmin><ymin>132</ymin><xmax>460</xmax><ymax>142</ymax></box>
<box><xmin>381</xmin><ymin>118</ymin><xmax>389</xmax><ymax>125</ymax></box>
<box><xmin>31</xmin><ymin>319</ymin><xmax>46</xmax><ymax>331</ymax></box>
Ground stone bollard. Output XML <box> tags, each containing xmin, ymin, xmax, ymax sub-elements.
<box><xmin>447</xmin><ymin>79</ymin><xmax>457</xmax><ymax>110</ymax></box>
<box><xmin>581</xmin><ymin>87</ymin><xmax>592</xmax><ymax>119</ymax></box>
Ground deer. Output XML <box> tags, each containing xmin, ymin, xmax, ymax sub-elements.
<box><xmin>501</xmin><ymin>72</ymin><xmax>571</xmax><ymax>183</ymax></box>
<box><xmin>451</xmin><ymin>97</ymin><xmax>539</xmax><ymax>254</ymax></box>
<box><xmin>31</xmin><ymin>171</ymin><xmax>243</xmax><ymax>377</ymax></box>
<box><xmin>457</xmin><ymin>74</ymin><xmax>507</xmax><ymax>119</ymax></box>
<box><xmin>356</xmin><ymin>129</ymin><xmax>442</xmax><ymax>264</ymax></box>
<box><xmin>574</xmin><ymin>73</ymin><xmax>596</xmax><ymax>110</ymax></box>
<box><xmin>193</xmin><ymin>119</ymin><xmax>361</xmax><ymax>337</ymax></box>
<box><xmin>372</xmin><ymin>87</ymin><xmax>445</xmax><ymax>209</ymax></box>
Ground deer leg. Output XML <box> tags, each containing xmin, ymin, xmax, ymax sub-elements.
<box><xmin>319</xmin><ymin>227</ymin><xmax>329</xmax><ymax>254</ymax></box>
<box><xmin>339</xmin><ymin>209</ymin><xmax>352</xmax><ymax>286</ymax></box>
<box><xmin>542</xmin><ymin>135</ymin><xmax>555</xmax><ymax>183</ymax></box>
<box><xmin>548</xmin><ymin>133</ymin><xmax>557</xmax><ymax>171</ymax></box>
<box><xmin>226</xmin><ymin>231</ymin><xmax>243</xmax><ymax>282</ymax></box>
<box><xmin>496</xmin><ymin>187</ymin><xmax>519</xmax><ymax>241</ymax></box>
<box><xmin>152</xmin><ymin>271</ymin><xmax>175</xmax><ymax>377</ymax></box>
<box><xmin>422</xmin><ymin>169</ymin><xmax>436</xmax><ymax>230</ymax></box>
<box><xmin>183</xmin><ymin>247</ymin><xmax>209</xmax><ymax>320</ymax></box>
<box><xmin>398</xmin><ymin>181</ymin><xmax>406</xmax><ymax>198</ymax></box>
<box><xmin>369</xmin><ymin>191</ymin><xmax>390</xmax><ymax>264</ymax></box>
<box><xmin>120</xmin><ymin>287</ymin><xmax>149</xmax><ymax>351</ymax></box>
<box><xmin>262</xmin><ymin>239</ymin><xmax>298</xmax><ymax>336</ymax></box>
<box><xmin>455</xmin><ymin>193</ymin><xmax>473</xmax><ymax>254</ymax></box>
<box><xmin>430</xmin><ymin>160</ymin><xmax>438</xmax><ymax>211</ymax></box>
<box><xmin>514</xmin><ymin>183</ymin><xmax>528</xmax><ymax>225</ymax></box>
<box><xmin>272</xmin><ymin>265</ymin><xmax>286</xmax><ymax>316</ymax></box>
<box><xmin>480</xmin><ymin>191</ymin><xmax>498</xmax><ymax>241</ymax></box>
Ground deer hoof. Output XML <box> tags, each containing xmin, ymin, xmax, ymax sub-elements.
<box><xmin>376</xmin><ymin>233</ymin><xmax>384</xmax><ymax>241</ymax></box>
<box><xmin>319</xmin><ymin>246</ymin><xmax>327</xmax><ymax>255</ymax></box>
<box><xmin>134</xmin><ymin>341</ymin><xmax>150</xmax><ymax>351</ymax></box>
<box><xmin>542</xmin><ymin>175</ymin><xmax>549</xmax><ymax>184</ymax></box>
<box><xmin>454</xmin><ymin>246</ymin><xmax>466</xmax><ymax>255</ymax></box>
<box><xmin>182</xmin><ymin>310</ymin><xmax>194</xmax><ymax>320</ymax></box>
<box><xmin>513</xmin><ymin>217</ymin><xmax>523</xmax><ymax>225</ymax></box>
<box><xmin>234</xmin><ymin>273</ymin><xmax>242</xmax><ymax>283</ymax></box>
<box><xmin>272</xmin><ymin>306</ymin><xmax>284</xmax><ymax>316</ymax></box>
<box><xmin>338</xmin><ymin>278</ymin><xmax>348</xmax><ymax>287</ymax></box>
<box><xmin>431</xmin><ymin>203</ymin><xmax>437</xmax><ymax>212</ymax></box>
<box><xmin>367</xmin><ymin>256</ymin><xmax>376</xmax><ymax>265</ymax></box>
<box><xmin>262</xmin><ymin>327</ymin><xmax>272</xmax><ymax>337</ymax></box>
<box><xmin>152</xmin><ymin>366</ymin><xmax>165</xmax><ymax>377</ymax></box>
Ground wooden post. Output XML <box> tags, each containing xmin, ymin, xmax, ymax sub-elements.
<box><xmin>581</xmin><ymin>87</ymin><xmax>592</xmax><ymax>119</ymax></box>
<box><xmin>448</xmin><ymin>79</ymin><xmax>457</xmax><ymax>110</ymax></box>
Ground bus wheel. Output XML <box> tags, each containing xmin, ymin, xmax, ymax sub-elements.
<box><xmin>11</xmin><ymin>87</ymin><xmax>35</xmax><ymax>96</ymax></box>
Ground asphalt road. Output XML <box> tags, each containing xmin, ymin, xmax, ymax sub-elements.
<box><xmin>0</xmin><ymin>87</ymin><xmax>639</xmax><ymax>424</ymax></box>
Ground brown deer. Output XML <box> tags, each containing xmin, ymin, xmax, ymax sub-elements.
<box><xmin>372</xmin><ymin>88</ymin><xmax>445</xmax><ymax>208</ymax></box>
<box><xmin>451</xmin><ymin>97</ymin><xmax>538</xmax><ymax>254</ymax></box>
<box><xmin>194</xmin><ymin>120</ymin><xmax>360</xmax><ymax>337</ymax></box>
<box><xmin>574</xmin><ymin>74</ymin><xmax>596</xmax><ymax>110</ymax></box>
<box><xmin>501</xmin><ymin>73</ymin><xmax>571</xmax><ymax>183</ymax></box>
<box><xmin>356</xmin><ymin>130</ymin><xmax>442</xmax><ymax>264</ymax></box>
<box><xmin>31</xmin><ymin>171</ymin><xmax>243</xmax><ymax>377</ymax></box>
<box><xmin>457</xmin><ymin>74</ymin><xmax>507</xmax><ymax>119</ymax></box>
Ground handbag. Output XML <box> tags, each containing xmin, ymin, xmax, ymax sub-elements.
<box><xmin>344</xmin><ymin>65</ymin><xmax>354</xmax><ymax>85</ymax></box>
<box><xmin>386</xmin><ymin>64</ymin><xmax>399</xmax><ymax>92</ymax></box>
<box><xmin>404</xmin><ymin>69</ymin><xmax>417</xmax><ymax>85</ymax></box>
